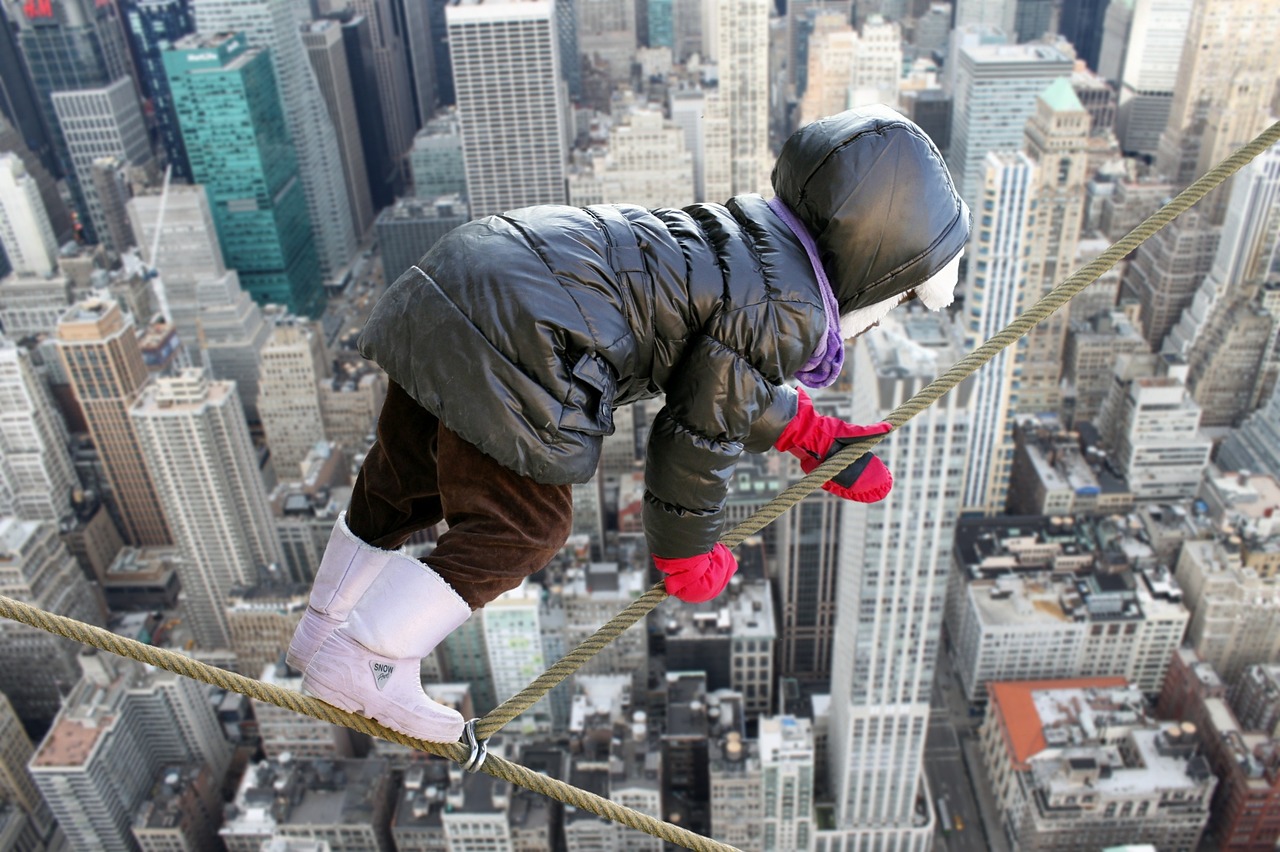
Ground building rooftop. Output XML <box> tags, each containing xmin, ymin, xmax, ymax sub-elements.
<box><xmin>1039</xmin><ymin>76</ymin><xmax>1085</xmax><ymax>112</ymax></box>
<box><xmin>30</xmin><ymin>716</ymin><xmax>110</xmax><ymax>767</ymax></box>
<box><xmin>223</xmin><ymin>757</ymin><xmax>389</xmax><ymax>834</ymax></box>
<box><xmin>991</xmin><ymin>678</ymin><xmax>1137</xmax><ymax>768</ymax></box>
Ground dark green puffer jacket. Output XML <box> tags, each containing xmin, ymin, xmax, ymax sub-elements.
<box><xmin>359</xmin><ymin>106</ymin><xmax>969</xmax><ymax>558</ymax></box>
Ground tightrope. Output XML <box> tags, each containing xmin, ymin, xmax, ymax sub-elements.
<box><xmin>2</xmin><ymin>118</ymin><xmax>1277</xmax><ymax>852</ymax></box>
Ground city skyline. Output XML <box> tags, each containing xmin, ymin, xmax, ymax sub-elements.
<box><xmin>0</xmin><ymin>0</ymin><xmax>1278</xmax><ymax>849</ymax></box>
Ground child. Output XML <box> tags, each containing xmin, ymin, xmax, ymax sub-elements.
<box><xmin>288</xmin><ymin>105</ymin><xmax>970</xmax><ymax>743</ymax></box>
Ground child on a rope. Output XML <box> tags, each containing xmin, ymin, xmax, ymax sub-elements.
<box><xmin>288</xmin><ymin>105</ymin><xmax>970</xmax><ymax>743</ymax></box>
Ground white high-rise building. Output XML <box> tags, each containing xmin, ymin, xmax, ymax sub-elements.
<box><xmin>50</xmin><ymin>77</ymin><xmax>152</xmax><ymax>253</ymax></box>
<box><xmin>0</xmin><ymin>519</ymin><xmax>103</xmax><ymax>730</ymax></box>
<box><xmin>709</xmin><ymin>0</ymin><xmax>771</xmax><ymax>196</ymax></box>
<box><xmin>128</xmin><ymin>185</ymin><xmax>270</xmax><ymax>420</ymax></box>
<box><xmin>962</xmin><ymin>150</ymin><xmax>1034</xmax><ymax>516</ymax></box>
<box><xmin>798</xmin><ymin>15</ymin><xmax>902</xmax><ymax>128</ymax></box>
<box><xmin>484</xmin><ymin>581</ymin><xmax>552</xmax><ymax>734</ymax></box>
<box><xmin>0</xmin><ymin>153</ymin><xmax>58</xmax><ymax>277</ymax></box>
<box><xmin>192</xmin><ymin>0</ymin><xmax>357</xmax><ymax>283</ymax></box>
<box><xmin>259</xmin><ymin>321</ymin><xmax>328</xmax><ymax>477</ymax></box>
<box><xmin>670</xmin><ymin>87</ymin><xmax>711</xmax><ymax>201</ymax></box>
<box><xmin>946</xmin><ymin>41</ymin><xmax>1073</xmax><ymax>212</ymax></box>
<box><xmin>819</xmin><ymin>310</ymin><xmax>970</xmax><ymax>852</ymax></box>
<box><xmin>0</xmin><ymin>692</ymin><xmax>53</xmax><ymax>841</ymax></box>
<box><xmin>447</xmin><ymin>0</ymin><xmax>567</xmax><ymax>218</ymax></box>
<box><xmin>131</xmin><ymin>368</ymin><xmax>283</xmax><ymax>651</ymax></box>
<box><xmin>1113</xmin><ymin>0</ymin><xmax>1194</xmax><ymax>157</ymax></box>
<box><xmin>30</xmin><ymin>652</ymin><xmax>232</xmax><ymax>852</ymax></box>
<box><xmin>760</xmin><ymin>716</ymin><xmax>815</xmax><ymax>852</ymax></box>
<box><xmin>567</xmin><ymin>107</ymin><xmax>694</xmax><ymax>208</ymax></box>
<box><xmin>0</xmin><ymin>336</ymin><xmax>78</xmax><ymax>524</ymax></box>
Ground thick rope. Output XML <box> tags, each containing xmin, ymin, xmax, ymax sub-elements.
<box><xmin>0</xmin><ymin>594</ymin><xmax>742</xmax><ymax>852</ymax></box>
<box><xmin>478</xmin><ymin>118</ymin><xmax>1280</xmax><ymax>737</ymax></box>
<box><xmin>0</xmin><ymin>120</ymin><xmax>1276</xmax><ymax>852</ymax></box>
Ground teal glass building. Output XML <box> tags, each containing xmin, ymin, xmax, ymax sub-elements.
<box><xmin>163</xmin><ymin>32</ymin><xmax>322</xmax><ymax>317</ymax></box>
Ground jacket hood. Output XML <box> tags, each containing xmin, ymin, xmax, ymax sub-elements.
<box><xmin>771</xmin><ymin>105</ymin><xmax>971</xmax><ymax>314</ymax></box>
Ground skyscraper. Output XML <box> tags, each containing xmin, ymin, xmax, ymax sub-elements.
<box><xmin>0</xmin><ymin>153</ymin><xmax>57</xmax><ymax>277</ymax></box>
<box><xmin>710</xmin><ymin>0</ymin><xmax>771</xmax><ymax>196</ymax></box>
<box><xmin>0</xmin><ymin>336</ymin><xmax>78</xmax><ymax>525</ymax></box>
<box><xmin>1057</xmin><ymin>0</ymin><xmax>1108</xmax><ymax>70</ymax></box>
<box><xmin>0</xmin><ymin>518</ymin><xmax>103</xmax><ymax>732</ymax></box>
<box><xmin>946</xmin><ymin>39</ymin><xmax>1074</xmax><ymax>212</ymax></box>
<box><xmin>447</xmin><ymin>0</ymin><xmax>567</xmax><ymax>217</ymax></box>
<box><xmin>121</xmin><ymin>0</ymin><xmax>196</xmax><ymax>180</ymax></box>
<box><xmin>1157</xmin><ymin>0</ymin><xmax>1280</xmax><ymax>194</ymax></box>
<box><xmin>347</xmin><ymin>0</ymin><xmax>420</xmax><ymax>158</ymax></box>
<box><xmin>30</xmin><ymin>652</ymin><xmax>232</xmax><ymax>852</ymax></box>
<box><xmin>259</xmin><ymin>320</ymin><xmax>329</xmax><ymax>477</ymax></box>
<box><xmin>164</xmin><ymin>32</ymin><xmax>323</xmax><ymax>316</ymax></box>
<box><xmin>131</xmin><ymin>368</ymin><xmax>283</xmax><ymax>652</ymax></box>
<box><xmin>191</xmin><ymin>0</ymin><xmax>357</xmax><ymax>284</ymax></box>
<box><xmin>954</xmin><ymin>0</ymin><xmax>1016</xmax><ymax>34</ymax></box>
<box><xmin>0</xmin><ymin>115</ymin><xmax>73</xmax><ymax>244</ymax></box>
<box><xmin>399</xmin><ymin>0</ymin><xmax>439</xmax><ymax>124</ymax></box>
<box><xmin>1111</xmin><ymin>0</ymin><xmax>1193</xmax><ymax>158</ymax></box>
<box><xmin>962</xmin><ymin>150</ymin><xmax>1033</xmax><ymax>516</ymax></box>
<box><xmin>56</xmin><ymin>297</ymin><xmax>172</xmax><ymax>547</ymax></box>
<box><xmin>1125</xmin><ymin>207</ymin><xmax>1219</xmax><ymax>350</ymax></box>
<box><xmin>50</xmin><ymin>77</ymin><xmax>153</xmax><ymax>252</ymax></box>
<box><xmin>9</xmin><ymin>0</ymin><xmax>135</xmax><ymax>242</ymax></box>
<box><xmin>1015</xmin><ymin>78</ymin><xmax>1090</xmax><ymax>415</ymax></box>
<box><xmin>821</xmin><ymin>310</ymin><xmax>970</xmax><ymax>851</ymax></box>
<box><xmin>302</xmin><ymin>19</ymin><xmax>375</xmax><ymax>239</ymax></box>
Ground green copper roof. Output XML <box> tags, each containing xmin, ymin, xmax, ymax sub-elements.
<box><xmin>1040</xmin><ymin>77</ymin><xmax>1085</xmax><ymax>113</ymax></box>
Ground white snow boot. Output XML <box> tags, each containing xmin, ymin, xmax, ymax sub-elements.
<box><xmin>286</xmin><ymin>512</ymin><xmax>391</xmax><ymax>673</ymax></box>
<box><xmin>302</xmin><ymin>554</ymin><xmax>471</xmax><ymax>743</ymax></box>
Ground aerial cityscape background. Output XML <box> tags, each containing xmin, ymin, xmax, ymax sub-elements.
<box><xmin>0</xmin><ymin>0</ymin><xmax>1278</xmax><ymax>849</ymax></box>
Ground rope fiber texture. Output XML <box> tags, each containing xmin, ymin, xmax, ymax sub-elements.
<box><xmin>2</xmin><ymin>118</ymin><xmax>1277</xmax><ymax>852</ymax></box>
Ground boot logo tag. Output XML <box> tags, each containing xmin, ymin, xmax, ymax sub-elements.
<box><xmin>370</xmin><ymin>661</ymin><xmax>394</xmax><ymax>691</ymax></box>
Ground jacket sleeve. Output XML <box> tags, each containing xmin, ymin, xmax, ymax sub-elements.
<box><xmin>642</xmin><ymin>333</ymin><xmax>798</xmax><ymax>559</ymax></box>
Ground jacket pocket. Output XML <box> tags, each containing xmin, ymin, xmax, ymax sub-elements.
<box><xmin>559</xmin><ymin>352</ymin><xmax>617</xmax><ymax>436</ymax></box>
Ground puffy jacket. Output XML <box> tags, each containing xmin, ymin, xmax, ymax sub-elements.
<box><xmin>359</xmin><ymin>106</ymin><xmax>969</xmax><ymax>558</ymax></box>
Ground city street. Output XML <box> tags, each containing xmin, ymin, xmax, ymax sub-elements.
<box><xmin>924</xmin><ymin>645</ymin><xmax>1009</xmax><ymax>852</ymax></box>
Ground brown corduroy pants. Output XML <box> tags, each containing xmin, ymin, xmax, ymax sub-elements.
<box><xmin>346</xmin><ymin>382</ymin><xmax>574</xmax><ymax>609</ymax></box>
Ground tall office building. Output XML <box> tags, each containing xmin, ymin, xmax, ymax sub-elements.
<box><xmin>164</xmin><ymin>32</ymin><xmax>323</xmax><ymax>317</ymax></box>
<box><xmin>820</xmin><ymin>310</ymin><xmax>970</xmax><ymax>851</ymax></box>
<box><xmin>336</xmin><ymin>13</ymin><xmax>402</xmax><ymax>209</ymax></box>
<box><xmin>1111</xmin><ymin>0</ymin><xmax>1193</xmax><ymax>158</ymax></box>
<box><xmin>0</xmin><ymin>518</ymin><xmax>103</xmax><ymax>731</ymax></box>
<box><xmin>9</xmin><ymin>0</ymin><xmax>134</xmax><ymax>241</ymax></box>
<box><xmin>410</xmin><ymin>111</ymin><xmax>466</xmax><ymax>198</ymax></box>
<box><xmin>131</xmin><ymin>368</ymin><xmax>283</xmax><ymax>652</ymax></box>
<box><xmin>954</xmin><ymin>0</ymin><xmax>1015</xmax><ymax>34</ymax></box>
<box><xmin>50</xmin><ymin>77</ymin><xmax>153</xmax><ymax>252</ymax></box>
<box><xmin>567</xmin><ymin>107</ymin><xmax>694</xmax><ymax>208</ymax></box>
<box><xmin>799</xmin><ymin>14</ymin><xmax>902</xmax><ymax>128</ymax></box>
<box><xmin>121</xmin><ymin>0</ymin><xmax>196</xmax><ymax>180</ymax></box>
<box><xmin>962</xmin><ymin>150</ymin><xmax>1034</xmax><ymax>516</ymax></box>
<box><xmin>1219</xmin><ymin>382</ymin><xmax>1280</xmax><ymax>481</ymax></box>
<box><xmin>302</xmin><ymin>19</ymin><xmax>375</xmax><ymax>239</ymax></box>
<box><xmin>1168</xmin><ymin>146</ymin><xmax>1280</xmax><ymax>426</ymax></box>
<box><xmin>1157</xmin><ymin>0</ymin><xmax>1280</xmax><ymax>195</ymax></box>
<box><xmin>259</xmin><ymin>320</ymin><xmax>328</xmax><ymax>477</ymax></box>
<box><xmin>776</xmin><ymin>485</ymin><xmax>843</xmax><ymax>686</ymax></box>
<box><xmin>1057</xmin><ymin>0</ymin><xmax>1108</xmax><ymax>70</ymax></box>
<box><xmin>126</xmin><ymin>184</ymin><xmax>271</xmax><ymax>420</ymax></box>
<box><xmin>399</xmin><ymin>0</ymin><xmax>438</xmax><ymax>124</ymax></box>
<box><xmin>447</xmin><ymin>0</ymin><xmax>567</xmax><ymax>217</ymax></box>
<box><xmin>346</xmin><ymin>0</ymin><xmax>420</xmax><ymax>158</ymax></box>
<box><xmin>30</xmin><ymin>652</ymin><xmax>232</xmax><ymax>852</ymax></box>
<box><xmin>710</xmin><ymin>0</ymin><xmax>771</xmax><ymax>196</ymax></box>
<box><xmin>0</xmin><ymin>115</ymin><xmax>73</xmax><ymax>244</ymax></box>
<box><xmin>1015</xmin><ymin>78</ymin><xmax>1089</xmax><ymax>415</ymax></box>
<box><xmin>946</xmin><ymin>39</ymin><xmax>1073</xmax><ymax>212</ymax></box>
<box><xmin>0</xmin><ymin>692</ymin><xmax>53</xmax><ymax>841</ymax></box>
<box><xmin>1125</xmin><ymin>207</ymin><xmax>1219</xmax><ymax>349</ymax></box>
<box><xmin>0</xmin><ymin>337</ymin><xmax>78</xmax><ymax>524</ymax></box>
<box><xmin>0</xmin><ymin>153</ymin><xmax>58</xmax><ymax>277</ymax></box>
<box><xmin>191</xmin><ymin>0</ymin><xmax>357</xmax><ymax>285</ymax></box>
<box><xmin>484</xmin><ymin>582</ymin><xmax>553</xmax><ymax>734</ymax></box>
<box><xmin>56</xmin><ymin>297</ymin><xmax>172</xmax><ymax>547</ymax></box>
<box><xmin>760</xmin><ymin>716</ymin><xmax>816</xmax><ymax>852</ymax></box>
<box><xmin>577</xmin><ymin>0</ymin><xmax>636</xmax><ymax>83</ymax></box>
<box><xmin>0</xmin><ymin>3</ymin><xmax>54</xmax><ymax>173</ymax></box>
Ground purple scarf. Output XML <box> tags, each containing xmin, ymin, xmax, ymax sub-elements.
<box><xmin>767</xmin><ymin>196</ymin><xmax>843</xmax><ymax>388</ymax></box>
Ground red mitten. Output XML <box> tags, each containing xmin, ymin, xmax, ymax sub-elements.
<box><xmin>775</xmin><ymin>387</ymin><xmax>895</xmax><ymax>503</ymax></box>
<box><xmin>653</xmin><ymin>544</ymin><xmax>739</xmax><ymax>603</ymax></box>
